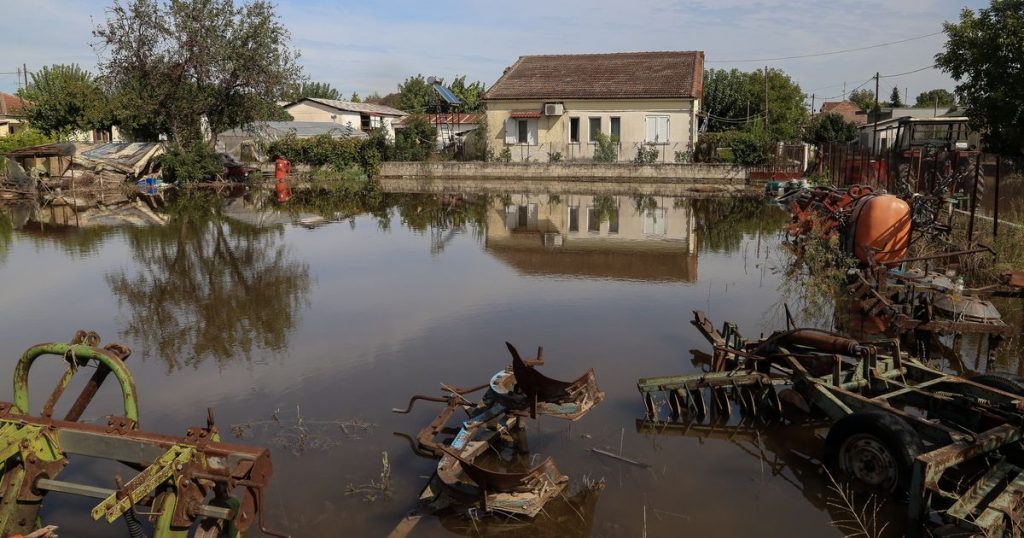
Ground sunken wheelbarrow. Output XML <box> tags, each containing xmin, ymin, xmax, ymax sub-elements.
<box><xmin>0</xmin><ymin>331</ymin><xmax>287</xmax><ymax>538</ymax></box>
<box><xmin>392</xmin><ymin>342</ymin><xmax>603</xmax><ymax>524</ymax></box>
<box><xmin>639</xmin><ymin>311</ymin><xmax>1024</xmax><ymax>537</ymax></box>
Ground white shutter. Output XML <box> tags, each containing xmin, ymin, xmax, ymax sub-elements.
<box><xmin>504</xmin><ymin>119</ymin><xmax>516</xmax><ymax>144</ymax></box>
<box><xmin>527</xmin><ymin>120</ymin><xmax>537</xmax><ymax>145</ymax></box>
<box><xmin>645</xmin><ymin>117</ymin><xmax>657</xmax><ymax>142</ymax></box>
<box><xmin>658</xmin><ymin>117</ymin><xmax>670</xmax><ymax>143</ymax></box>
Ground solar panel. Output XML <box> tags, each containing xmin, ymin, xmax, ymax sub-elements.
<box><xmin>432</xmin><ymin>83</ymin><xmax>462</xmax><ymax>106</ymax></box>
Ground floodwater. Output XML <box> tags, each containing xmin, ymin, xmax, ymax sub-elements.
<box><xmin>0</xmin><ymin>184</ymin><xmax>1013</xmax><ymax>537</ymax></box>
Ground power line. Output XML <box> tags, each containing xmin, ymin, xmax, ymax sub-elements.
<box><xmin>707</xmin><ymin>30</ymin><xmax>943</xmax><ymax>63</ymax></box>
<box><xmin>880</xmin><ymin>64</ymin><xmax>937</xmax><ymax>78</ymax></box>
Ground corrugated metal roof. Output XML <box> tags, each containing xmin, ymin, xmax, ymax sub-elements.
<box><xmin>484</xmin><ymin>51</ymin><xmax>704</xmax><ymax>101</ymax></box>
<box><xmin>290</xmin><ymin>98</ymin><xmax>408</xmax><ymax>117</ymax></box>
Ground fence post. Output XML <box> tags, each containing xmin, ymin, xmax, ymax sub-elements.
<box><xmin>993</xmin><ymin>155</ymin><xmax>1001</xmax><ymax>239</ymax></box>
<box><xmin>967</xmin><ymin>153</ymin><xmax>981</xmax><ymax>243</ymax></box>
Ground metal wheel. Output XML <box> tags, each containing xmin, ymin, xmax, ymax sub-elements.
<box><xmin>825</xmin><ymin>412</ymin><xmax>924</xmax><ymax>496</ymax></box>
<box><xmin>837</xmin><ymin>433</ymin><xmax>900</xmax><ymax>492</ymax></box>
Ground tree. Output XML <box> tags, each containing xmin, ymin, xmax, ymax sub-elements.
<box><xmin>396</xmin><ymin>75</ymin><xmax>433</xmax><ymax>113</ymax></box>
<box><xmin>394</xmin><ymin>115</ymin><xmax>436</xmax><ymax>161</ymax></box>
<box><xmin>16</xmin><ymin>64</ymin><xmax>113</xmax><ymax>138</ymax></box>
<box><xmin>889</xmin><ymin>87</ymin><xmax>904</xmax><ymax>108</ymax></box>
<box><xmin>701</xmin><ymin>67</ymin><xmax>807</xmax><ymax>142</ymax></box>
<box><xmin>448</xmin><ymin>76</ymin><xmax>486</xmax><ymax>112</ymax></box>
<box><xmin>936</xmin><ymin>0</ymin><xmax>1024</xmax><ymax>154</ymax></box>
<box><xmin>914</xmin><ymin>89</ymin><xmax>956</xmax><ymax>109</ymax></box>
<box><xmin>803</xmin><ymin>113</ymin><xmax>858</xmax><ymax>145</ymax></box>
<box><xmin>285</xmin><ymin>81</ymin><xmax>341</xmax><ymax>102</ymax></box>
<box><xmin>848</xmin><ymin>89</ymin><xmax>875</xmax><ymax>111</ymax></box>
<box><xmin>349</xmin><ymin>92</ymin><xmax>361</xmax><ymax>103</ymax></box>
<box><xmin>93</xmin><ymin>0</ymin><xmax>302</xmax><ymax>143</ymax></box>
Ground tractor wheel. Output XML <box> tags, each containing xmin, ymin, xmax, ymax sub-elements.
<box><xmin>825</xmin><ymin>412</ymin><xmax>923</xmax><ymax>496</ymax></box>
<box><xmin>970</xmin><ymin>372</ymin><xmax>1024</xmax><ymax>396</ymax></box>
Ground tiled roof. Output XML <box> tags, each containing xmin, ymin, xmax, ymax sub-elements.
<box><xmin>0</xmin><ymin>92</ymin><xmax>28</xmax><ymax>117</ymax></box>
<box><xmin>820</xmin><ymin>101</ymin><xmax>867</xmax><ymax>125</ymax></box>
<box><xmin>290</xmin><ymin>98</ymin><xmax>408</xmax><ymax>117</ymax></box>
<box><xmin>484</xmin><ymin>51</ymin><xmax>704</xmax><ymax>101</ymax></box>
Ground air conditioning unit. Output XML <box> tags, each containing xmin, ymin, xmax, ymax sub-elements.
<box><xmin>544</xmin><ymin>103</ymin><xmax>564</xmax><ymax>116</ymax></box>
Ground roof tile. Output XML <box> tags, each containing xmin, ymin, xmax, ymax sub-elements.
<box><xmin>484</xmin><ymin>51</ymin><xmax>704</xmax><ymax>101</ymax></box>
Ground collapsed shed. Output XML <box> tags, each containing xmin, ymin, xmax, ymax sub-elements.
<box><xmin>3</xmin><ymin>142</ymin><xmax>166</xmax><ymax>188</ymax></box>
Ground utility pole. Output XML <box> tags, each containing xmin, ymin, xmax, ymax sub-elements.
<box><xmin>811</xmin><ymin>93</ymin><xmax>816</xmax><ymax>116</ymax></box>
<box><xmin>23</xmin><ymin>63</ymin><xmax>28</xmax><ymax>90</ymax></box>
<box><xmin>764</xmin><ymin>65</ymin><xmax>770</xmax><ymax>131</ymax></box>
<box><xmin>871</xmin><ymin>72</ymin><xmax>880</xmax><ymax>158</ymax></box>
<box><xmin>843</xmin><ymin>82</ymin><xmax>847</xmax><ymax>100</ymax></box>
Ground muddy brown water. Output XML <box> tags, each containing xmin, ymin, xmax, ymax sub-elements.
<box><xmin>0</xmin><ymin>187</ymin><xmax>1015</xmax><ymax>537</ymax></box>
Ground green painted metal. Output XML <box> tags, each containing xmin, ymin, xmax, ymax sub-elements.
<box><xmin>13</xmin><ymin>343</ymin><xmax>139</xmax><ymax>423</ymax></box>
<box><xmin>92</xmin><ymin>445</ymin><xmax>195</xmax><ymax>522</ymax></box>
<box><xmin>153</xmin><ymin>489</ymin><xmax>189</xmax><ymax>538</ymax></box>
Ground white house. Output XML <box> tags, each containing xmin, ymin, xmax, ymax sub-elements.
<box><xmin>282</xmin><ymin>98</ymin><xmax>407</xmax><ymax>140</ymax></box>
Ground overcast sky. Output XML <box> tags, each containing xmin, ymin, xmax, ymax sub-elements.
<box><xmin>0</xmin><ymin>0</ymin><xmax>988</xmax><ymax>107</ymax></box>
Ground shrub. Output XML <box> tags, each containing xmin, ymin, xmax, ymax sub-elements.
<box><xmin>730</xmin><ymin>130</ymin><xmax>773</xmax><ymax>166</ymax></box>
<box><xmin>158</xmin><ymin>140</ymin><xmax>223</xmax><ymax>183</ymax></box>
<box><xmin>693</xmin><ymin>134</ymin><xmax>719</xmax><ymax>163</ymax></box>
<box><xmin>634</xmin><ymin>143</ymin><xmax>659</xmax><ymax>164</ymax></box>
<box><xmin>394</xmin><ymin>115</ymin><xmax>437</xmax><ymax>161</ymax></box>
<box><xmin>498</xmin><ymin>148</ymin><xmax>512</xmax><ymax>163</ymax></box>
<box><xmin>264</xmin><ymin>132</ymin><xmax>386</xmax><ymax>177</ymax></box>
<box><xmin>674</xmin><ymin>150</ymin><xmax>692</xmax><ymax>163</ymax></box>
<box><xmin>593</xmin><ymin>132</ymin><xmax>618</xmax><ymax>162</ymax></box>
<box><xmin>547</xmin><ymin>151</ymin><xmax>563</xmax><ymax>162</ymax></box>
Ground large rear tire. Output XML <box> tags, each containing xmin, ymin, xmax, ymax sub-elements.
<box><xmin>970</xmin><ymin>372</ymin><xmax>1024</xmax><ymax>396</ymax></box>
<box><xmin>825</xmin><ymin>412</ymin><xmax>923</xmax><ymax>496</ymax></box>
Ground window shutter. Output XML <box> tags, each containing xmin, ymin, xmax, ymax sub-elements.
<box><xmin>505</xmin><ymin>119</ymin><xmax>516</xmax><ymax>144</ymax></box>
<box><xmin>645</xmin><ymin>117</ymin><xmax>657</xmax><ymax>142</ymax></box>
<box><xmin>659</xmin><ymin>117</ymin><xmax>670</xmax><ymax>143</ymax></box>
<box><xmin>527</xmin><ymin>121</ymin><xmax>538</xmax><ymax>145</ymax></box>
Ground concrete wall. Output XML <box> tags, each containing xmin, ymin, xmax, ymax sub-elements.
<box><xmin>284</xmin><ymin>101</ymin><xmax>399</xmax><ymax>139</ymax></box>
<box><xmin>485</xmin><ymin>98</ymin><xmax>698</xmax><ymax>162</ymax></box>
<box><xmin>379</xmin><ymin>161</ymin><xmax>745</xmax><ymax>182</ymax></box>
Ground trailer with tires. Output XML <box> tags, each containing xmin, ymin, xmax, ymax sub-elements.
<box><xmin>638</xmin><ymin>311</ymin><xmax>1024</xmax><ymax>537</ymax></box>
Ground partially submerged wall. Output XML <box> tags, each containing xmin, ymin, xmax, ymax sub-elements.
<box><xmin>377</xmin><ymin>161</ymin><xmax>751</xmax><ymax>197</ymax></box>
<box><xmin>378</xmin><ymin>161</ymin><xmax>746</xmax><ymax>182</ymax></box>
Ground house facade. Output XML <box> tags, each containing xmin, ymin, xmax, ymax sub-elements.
<box><xmin>283</xmin><ymin>98</ymin><xmax>407</xmax><ymax>139</ymax></box>
<box><xmin>483</xmin><ymin>51</ymin><xmax>703</xmax><ymax>162</ymax></box>
<box><xmin>0</xmin><ymin>92</ymin><xmax>28</xmax><ymax>138</ymax></box>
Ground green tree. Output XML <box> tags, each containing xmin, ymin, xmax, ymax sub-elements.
<box><xmin>848</xmin><ymin>89</ymin><xmax>875</xmax><ymax>111</ymax></box>
<box><xmin>803</xmin><ymin>113</ymin><xmax>858</xmax><ymax>145</ymax></box>
<box><xmin>448</xmin><ymin>76</ymin><xmax>487</xmax><ymax>112</ymax></box>
<box><xmin>16</xmin><ymin>64</ymin><xmax>112</xmax><ymax>138</ymax></box>
<box><xmin>936</xmin><ymin>0</ymin><xmax>1024</xmax><ymax>154</ymax></box>
<box><xmin>350</xmin><ymin>92</ymin><xmax>361</xmax><ymax>103</ymax></box>
<box><xmin>889</xmin><ymin>87</ymin><xmax>904</xmax><ymax>108</ymax></box>
<box><xmin>0</xmin><ymin>127</ymin><xmax>54</xmax><ymax>171</ymax></box>
<box><xmin>914</xmin><ymin>89</ymin><xmax>956</xmax><ymax>109</ymax></box>
<box><xmin>396</xmin><ymin>75</ymin><xmax>433</xmax><ymax>113</ymax></box>
<box><xmin>394</xmin><ymin>115</ymin><xmax>437</xmax><ymax>161</ymax></box>
<box><xmin>285</xmin><ymin>81</ymin><xmax>341</xmax><ymax>102</ymax></box>
<box><xmin>93</xmin><ymin>0</ymin><xmax>302</xmax><ymax>143</ymax></box>
<box><xmin>702</xmin><ymin>67</ymin><xmax>807</xmax><ymax>142</ymax></box>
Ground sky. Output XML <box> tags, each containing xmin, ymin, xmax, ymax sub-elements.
<box><xmin>0</xmin><ymin>0</ymin><xmax>990</xmax><ymax>108</ymax></box>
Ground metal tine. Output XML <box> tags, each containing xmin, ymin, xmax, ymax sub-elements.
<box><xmin>644</xmin><ymin>392</ymin><xmax>658</xmax><ymax>421</ymax></box>
<box><xmin>669</xmin><ymin>390</ymin><xmax>685</xmax><ymax>420</ymax></box>
<box><xmin>690</xmin><ymin>385</ymin><xmax>707</xmax><ymax>422</ymax></box>
<box><xmin>711</xmin><ymin>386</ymin><xmax>732</xmax><ymax>421</ymax></box>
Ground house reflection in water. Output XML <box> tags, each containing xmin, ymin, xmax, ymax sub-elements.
<box><xmin>485</xmin><ymin>194</ymin><xmax>697</xmax><ymax>282</ymax></box>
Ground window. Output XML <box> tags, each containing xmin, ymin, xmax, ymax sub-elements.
<box><xmin>568</xmin><ymin>205</ymin><xmax>579</xmax><ymax>232</ymax></box>
<box><xmin>643</xmin><ymin>208</ymin><xmax>668</xmax><ymax>236</ymax></box>
<box><xmin>589</xmin><ymin>117</ymin><xmax>601</xmax><ymax>143</ymax></box>
<box><xmin>504</xmin><ymin>118</ymin><xmax>537</xmax><ymax>145</ymax></box>
<box><xmin>587</xmin><ymin>207</ymin><xmax>600</xmax><ymax>233</ymax></box>
<box><xmin>645</xmin><ymin>115</ymin><xmax>670</xmax><ymax>143</ymax></box>
<box><xmin>610</xmin><ymin>117</ymin><xmax>621</xmax><ymax>141</ymax></box>
<box><xmin>569</xmin><ymin>118</ymin><xmax>580</xmax><ymax>143</ymax></box>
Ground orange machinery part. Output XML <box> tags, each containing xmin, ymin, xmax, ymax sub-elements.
<box><xmin>850</xmin><ymin>194</ymin><xmax>911</xmax><ymax>266</ymax></box>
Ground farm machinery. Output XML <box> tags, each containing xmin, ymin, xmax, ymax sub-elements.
<box><xmin>392</xmin><ymin>342</ymin><xmax>603</xmax><ymax>521</ymax></box>
<box><xmin>639</xmin><ymin>312</ymin><xmax>1024</xmax><ymax>537</ymax></box>
<box><xmin>0</xmin><ymin>331</ymin><xmax>285</xmax><ymax>537</ymax></box>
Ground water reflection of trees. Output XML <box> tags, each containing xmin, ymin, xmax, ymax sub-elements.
<box><xmin>0</xmin><ymin>210</ymin><xmax>12</xmax><ymax>266</ymax></box>
<box><xmin>106</xmin><ymin>191</ymin><xmax>311</xmax><ymax>370</ymax></box>
<box><xmin>688</xmin><ymin>197</ymin><xmax>789</xmax><ymax>253</ymax></box>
